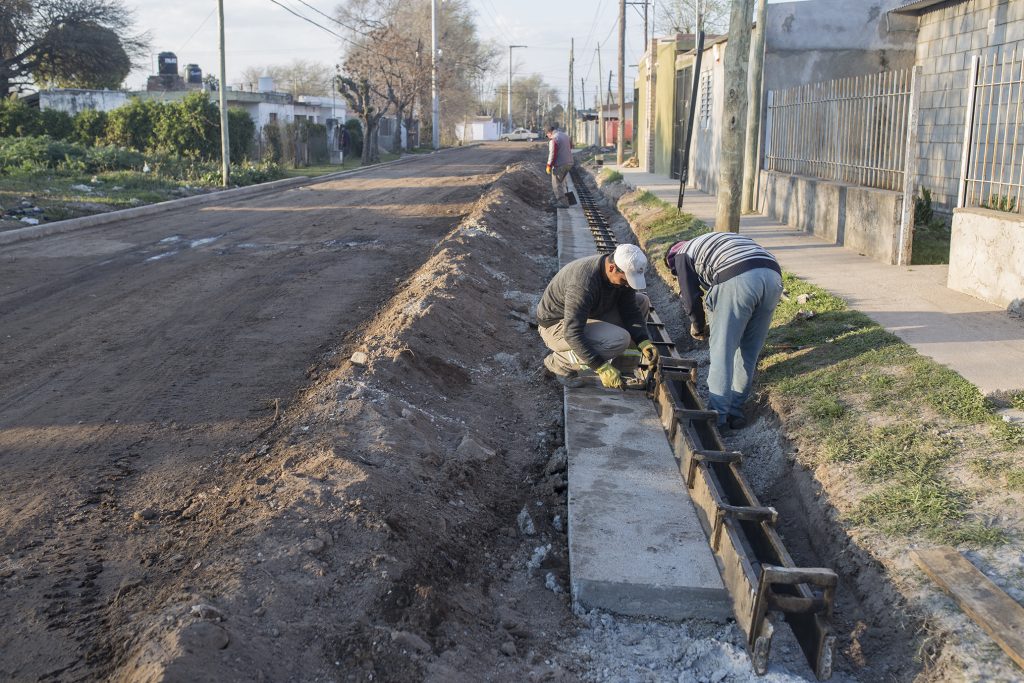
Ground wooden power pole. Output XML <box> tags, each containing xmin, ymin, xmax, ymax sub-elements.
<box><xmin>568</xmin><ymin>39</ymin><xmax>574</xmax><ymax>139</ymax></box>
<box><xmin>217</xmin><ymin>0</ymin><xmax>230</xmax><ymax>187</ymax></box>
<box><xmin>596</xmin><ymin>43</ymin><xmax>604</xmax><ymax>146</ymax></box>
<box><xmin>741</xmin><ymin>0</ymin><xmax>768</xmax><ymax>214</ymax></box>
<box><xmin>716</xmin><ymin>0</ymin><xmax>756</xmax><ymax>232</ymax></box>
<box><xmin>617</xmin><ymin>0</ymin><xmax>626</xmax><ymax>166</ymax></box>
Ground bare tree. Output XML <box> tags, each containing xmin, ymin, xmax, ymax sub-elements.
<box><xmin>0</xmin><ymin>0</ymin><xmax>148</xmax><ymax>95</ymax></box>
<box><xmin>336</xmin><ymin>0</ymin><xmax>497</xmax><ymax>150</ymax></box>
<box><xmin>656</xmin><ymin>0</ymin><xmax>730</xmax><ymax>35</ymax></box>
<box><xmin>238</xmin><ymin>60</ymin><xmax>333</xmax><ymax>97</ymax></box>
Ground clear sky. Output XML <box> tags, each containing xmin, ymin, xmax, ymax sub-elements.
<box><xmin>121</xmin><ymin>1</ymin><xmax>800</xmax><ymax>105</ymax></box>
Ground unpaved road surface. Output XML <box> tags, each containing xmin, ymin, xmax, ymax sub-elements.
<box><xmin>0</xmin><ymin>143</ymin><xmax>580</xmax><ymax>681</ymax></box>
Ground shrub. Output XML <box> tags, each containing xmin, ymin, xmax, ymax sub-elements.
<box><xmin>228</xmin><ymin>108</ymin><xmax>255</xmax><ymax>163</ymax></box>
<box><xmin>152</xmin><ymin>92</ymin><xmax>219</xmax><ymax>159</ymax></box>
<box><xmin>0</xmin><ymin>97</ymin><xmax>42</xmax><ymax>137</ymax></box>
<box><xmin>41</xmin><ymin>109</ymin><xmax>74</xmax><ymax>140</ymax></box>
<box><xmin>72</xmin><ymin>109</ymin><xmax>108</xmax><ymax>146</ymax></box>
<box><xmin>343</xmin><ymin>118</ymin><xmax>363</xmax><ymax>159</ymax></box>
<box><xmin>262</xmin><ymin>122</ymin><xmax>283</xmax><ymax>164</ymax></box>
<box><xmin>105</xmin><ymin>98</ymin><xmax>160</xmax><ymax>151</ymax></box>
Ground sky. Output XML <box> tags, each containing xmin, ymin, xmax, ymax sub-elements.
<box><xmin>121</xmin><ymin>1</ymin><xmax>800</xmax><ymax>106</ymax></box>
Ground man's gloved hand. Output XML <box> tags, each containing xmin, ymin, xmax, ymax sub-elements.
<box><xmin>595</xmin><ymin>361</ymin><xmax>624</xmax><ymax>390</ymax></box>
<box><xmin>637</xmin><ymin>339</ymin><xmax>659</xmax><ymax>364</ymax></box>
<box><xmin>545</xmin><ymin>164</ymin><xmax>552</xmax><ymax>174</ymax></box>
<box><xmin>690</xmin><ymin>323</ymin><xmax>709</xmax><ymax>341</ymax></box>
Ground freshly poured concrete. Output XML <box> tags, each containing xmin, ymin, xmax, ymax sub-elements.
<box><xmin>557</xmin><ymin>179</ymin><xmax>729</xmax><ymax>620</ymax></box>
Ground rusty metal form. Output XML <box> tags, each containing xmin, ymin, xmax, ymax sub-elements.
<box><xmin>569</xmin><ymin>167</ymin><xmax>837</xmax><ymax>679</ymax></box>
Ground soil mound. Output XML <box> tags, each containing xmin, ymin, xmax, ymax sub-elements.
<box><xmin>111</xmin><ymin>163</ymin><xmax>575</xmax><ymax>681</ymax></box>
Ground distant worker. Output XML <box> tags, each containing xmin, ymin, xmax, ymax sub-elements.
<box><xmin>666</xmin><ymin>233</ymin><xmax>782</xmax><ymax>430</ymax></box>
<box><xmin>537</xmin><ymin>244</ymin><xmax>659</xmax><ymax>389</ymax></box>
<box><xmin>545</xmin><ymin>124</ymin><xmax>574</xmax><ymax>208</ymax></box>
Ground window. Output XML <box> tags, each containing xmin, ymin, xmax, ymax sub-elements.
<box><xmin>268</xmin><ymin>112</ymin><xmax>277</xmax><ymax>123</ymax></box>
<box><xmin>699</xmin><ymin>71</ymin><xmax>713</xmax><ymax>131</ymax></box>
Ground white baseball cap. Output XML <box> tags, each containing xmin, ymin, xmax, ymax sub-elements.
<box><xmin>612</xmin><ymin>243</ymin><xmax>648</xmax><ymax>290</ymax></box>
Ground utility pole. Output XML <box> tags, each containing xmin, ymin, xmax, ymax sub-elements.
<box><xmin>431</xmin><ymin>0</ymin><xmax>439</xmax><ymax>150</ymax></box>
<box><xmin>568</xmin><ymin>39</ymin><xmax>574</xmax><ymax>139</ymax></box>
<box><xmin>617</xmin><ymin>0</ymin><xmax>626</xmax><ymax>166</ymax></box>
<box><xmin>596</xmin><ymin>43</ymin><xmax>604</xmax><ymax>147</ymax></box>
<box><xmin>509</xmin><ymin>44</ymin><xmax>527</xmax><ymax>132</ymax></box>
<box><xmin>741</xmin><ymin>0</ymin><xmax>769</xmax><ymax>213</ymax></box>
<box><xmin>216</xmin><ymin>0</ymin><xmax>230</xmax><ymax>187</ymax></box>
<box><xmin>716</xmin><ymin>0</ymin><xmax>756</xmax><ymax>232</ymax></box>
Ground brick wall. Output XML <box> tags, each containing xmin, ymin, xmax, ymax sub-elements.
<box><xmin>914</xmin><ymin>0</ymin><xmax>1024</xmax><ymax>210</ymax></box>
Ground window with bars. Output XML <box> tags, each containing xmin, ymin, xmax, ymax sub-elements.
<box><xmin>699</xmin><ymin>71</ymin><xmax>713</xmax><ymax>130</ymax></box>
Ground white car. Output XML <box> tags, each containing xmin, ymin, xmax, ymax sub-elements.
<box><xmin>501</xmin><ymin>127</ymin><xmax>539</xmax><ymax>142</ymax></box>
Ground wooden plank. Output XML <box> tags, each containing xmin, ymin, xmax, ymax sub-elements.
<box><xmin>912</xmin><ymin>546</ymin><xmax>1024</xmax><ymax>671</ymax></box>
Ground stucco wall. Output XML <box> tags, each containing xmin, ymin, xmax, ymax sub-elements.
<box><xmin>760</xmin><ymin>170</ymin><xmax>908</xmax><ymax>265</ymax></box>
<box><xmin>914</xmin><ymin>0</ymin><xmax>1024</xmax><ymax>210</ymax></box>
<box><xmin>653</xmin><ymin>40</ymin><xmax>679</xmax><ymax>176</ymax></box>
<box><xmin>764</xmin><ymin>0</ymin><xmax>917</xmax><ymax>93</ymax></box>
<box><xmin>947</xmin><ymin>207</ymin><xmax>1024</xmax><ymax>308</ymax></box>
<box><xmin>691</xmin><ymin>41</ymin><xmax>727</xmax><ymax>196</ymax></box>
<box><xmin>39</xmin><ymin>90</ymin><xmax>129</xmax><ymax>115</ymax></box>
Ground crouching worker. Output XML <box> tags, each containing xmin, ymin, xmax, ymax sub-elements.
<box><xmin>666</xmin><ymin>232</ymin><xmax>783</xmax><ymax>430</ymax></box>
<box><xmin>536</xmin><ymin>243</ymin><xmax>659</xmax><ymax>389</ymax></box>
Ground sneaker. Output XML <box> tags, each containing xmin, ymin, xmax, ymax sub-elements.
<box><xmin>543</xmin><ymin>354</ymin><xmax>585</xmax><ymax>388</ymax></box>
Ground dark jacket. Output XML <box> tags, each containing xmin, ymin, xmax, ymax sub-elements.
<box><xmin>536</xmin><ymin>254</ymin><xmax>649</xmax><ymax>369</ymax></box>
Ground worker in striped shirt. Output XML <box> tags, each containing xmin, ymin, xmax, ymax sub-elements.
<box><xmin>666</xmin><ymin>232</ymin><xmax>783</xmax><ymax>431</ymax></box>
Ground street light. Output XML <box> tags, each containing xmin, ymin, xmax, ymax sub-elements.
<box><xmin>508</xmin><ymin>44</ymin><xmax>526</xmax><ymax>133</ymax></box>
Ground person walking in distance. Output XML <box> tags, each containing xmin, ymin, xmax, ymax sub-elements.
<box><xmin>545</xmin><ymin>124</ymin><xmax>573</xmax><ymax>208</ymax></box>
<box><xmin>666</xmin><ymin>233</ymin><xmax>783</xmax><ymax>430</ymax></box>
<box><xmin>536</xmin><ymin>244</ymin><xmax>659</xmax><ymax>390</ymax></box>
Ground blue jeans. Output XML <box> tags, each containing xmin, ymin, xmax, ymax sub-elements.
<box><xmin>704</xmin><ymin>268</ymin><xmax>783</xmax><ymax>425</ymax></box>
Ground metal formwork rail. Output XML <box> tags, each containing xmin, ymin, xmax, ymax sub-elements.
<box><xmin>569</xmin><ymin>168</ymin><xmax>837</xmax><ymax>680</ymax></box>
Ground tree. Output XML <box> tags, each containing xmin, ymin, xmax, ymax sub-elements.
<box><xmin>336</xmin><ymin>0</ymin><xmax>497</xmax><ymax>151</ymax></box>
<box><xmin>656</xmin><ymin>0</ymin><xmax>730</xmax><ymax>35</ymax></box>
<box><xmin>238</xmin><ymin>60</ymin><xmax>333</xmax><ymax>97</ymax></box>
<box><xmin>336</xmin><ymin>72</ymin><xmax>389</xmax><ymax>164</ymax></box>
<box><xmin>0</xmin><ymin>0</ymin><xmax>148</xmax><ymax>95</ymax></box>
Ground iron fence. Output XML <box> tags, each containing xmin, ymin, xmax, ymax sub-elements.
<box><xmin>961</xmin><ymin>50</ymin><xmax>1024</xmax><ymax>215</ymax></box>
<box><xmin>766</xmin><ymin>69</ymin><xmax>915</xmax><ymax>192</ymax></box>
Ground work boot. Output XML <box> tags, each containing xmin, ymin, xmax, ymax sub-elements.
<box><xmin>727</xmin><ymin>415</ymin><xmax>748</xmax><ymax>430</ymax></box>
<box><xmin>543</xmin><ymin>354</ymin><xmax>584</xmax><ymax>388</ymax></box>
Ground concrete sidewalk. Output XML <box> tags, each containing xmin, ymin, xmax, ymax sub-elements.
<box><xmin>557</xmin><ymin>177</ymin><xmax>730</xmax><ymax>620</ymax></box>
<box><xmin>609</xmin><ymin>166</ymin><xmax>1024</xmax><ymax>399</ymax></box>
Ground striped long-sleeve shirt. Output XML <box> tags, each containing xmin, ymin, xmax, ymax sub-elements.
<box><xmin>671</xmin><ymin>232</ymin><xmax>781</xmax><ymax>330</ymax></box>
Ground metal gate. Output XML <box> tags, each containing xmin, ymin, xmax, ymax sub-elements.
<box><xmin>671</xmin><ymin>66</ymin><xmax>693</xmax><ymax>180</ymax></box>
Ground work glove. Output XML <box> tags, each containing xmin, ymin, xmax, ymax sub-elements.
<box><xmin>596</xmin><ymin>361</ymin><xmax>624</xmax><ymax>390</ymax></box>
<box><xmin>690</xmin><ymin>323</ymin><xmax>709</xmax><ymax>341</ymax></box>
<box><xmin>545</xmin><ymin>164</ymin><xmax>552</xmax><ymax>175</ymax></box>
<box><xmin>637</xmin><ymin>339</ymin><xmax>659</xmax><ymax>364</ymax></box>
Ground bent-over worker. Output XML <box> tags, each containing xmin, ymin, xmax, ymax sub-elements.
<box><xmin>537</xmin><ymin>243</ymin><xmax>659</xmax><ymax>390</ymax></box>
<box><xmin>666</xmin><ymin>232</ymin><xmax>782</xmax><ymax>430</ymax></box>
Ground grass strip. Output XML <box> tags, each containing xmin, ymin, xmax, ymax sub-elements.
<box><xmin>618</xmin><ymin>190</ymin><xmax>1021</xmax><ymax>547</ymax></box>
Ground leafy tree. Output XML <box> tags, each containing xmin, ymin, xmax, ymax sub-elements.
<box><xmin>0</xmin><ymin>0</ymin><xmax>148</xmax><ymax>95</ymax></box>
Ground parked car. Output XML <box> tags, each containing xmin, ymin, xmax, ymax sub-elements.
<box><xmin>501</xmin><ymin>127</ymin><xmax>539</xmax><ymax>142</ymax></box>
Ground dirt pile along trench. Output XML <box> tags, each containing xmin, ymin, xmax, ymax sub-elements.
<box><xmin>0</xmin><ymin>145</ymin><xmax>587</xmax><ymax>681</ymax></box>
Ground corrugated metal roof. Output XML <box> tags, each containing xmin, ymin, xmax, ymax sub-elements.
<box><xmin>889</xmin><ymin>0</ymin><xmax>967</xmax><ymax>15</ymax></box>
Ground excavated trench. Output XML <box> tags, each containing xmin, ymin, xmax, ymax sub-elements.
<box><xmin>576</xmin><ymin>164</ymin><xmax>931</xmax><ymax>682</ymax></box>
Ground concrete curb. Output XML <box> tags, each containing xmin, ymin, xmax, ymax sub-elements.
<box><xmin>0</xmin><ymin>143</ymin><xmax>485</xmax><ymax>248</ymax></box>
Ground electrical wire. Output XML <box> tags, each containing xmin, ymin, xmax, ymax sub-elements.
<box><xmin>179</xmin><ymin>8</ymin><xmax>216</xmax><ymax>52</ymax></box>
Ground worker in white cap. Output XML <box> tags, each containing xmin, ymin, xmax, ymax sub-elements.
<box><xmin>535</xmin><ymin>243</ymin><xmax>659</xmax><ymax>389</ymax></box>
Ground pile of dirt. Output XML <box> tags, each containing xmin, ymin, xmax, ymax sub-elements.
<box><xmin>95</xmin><ymin>161</ymin><xmax>590</xmax><ymax>681</ymax></box>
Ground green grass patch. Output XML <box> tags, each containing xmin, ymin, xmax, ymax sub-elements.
<box><xmin>599</xmin><ymin>168</ymin><xmax>623</xmax><ymax>184</ymax></box>
<box><xmin>619</xmin><ymin>191</ymin><xmax>709</xmax><ymax>277</ymax></box>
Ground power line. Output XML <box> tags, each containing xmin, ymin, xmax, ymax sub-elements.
<box><xmin>267</xmin><ymin>0</ymin><xmax>347</xmax><ymax>42</ymax></box>
<box><xmin>179</xmin><ymin>8</ymin><xmax>216</xmax><ymax>52</ymax></box>
<box><xmin>289</xmin><ymin>0</ymin><xmax>369</xmax><ymax>36</ymax></box>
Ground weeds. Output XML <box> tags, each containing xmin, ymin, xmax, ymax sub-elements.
<box><xmin>599</xmin><ymin>169</ymin><xmax>623</xmax><ymax>184</ymax></box>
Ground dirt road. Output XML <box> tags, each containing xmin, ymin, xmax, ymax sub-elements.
<box><xmin>0</xmin><ymin>144</ymin><xmax>576</xmax><ymax>681</ymax></box>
